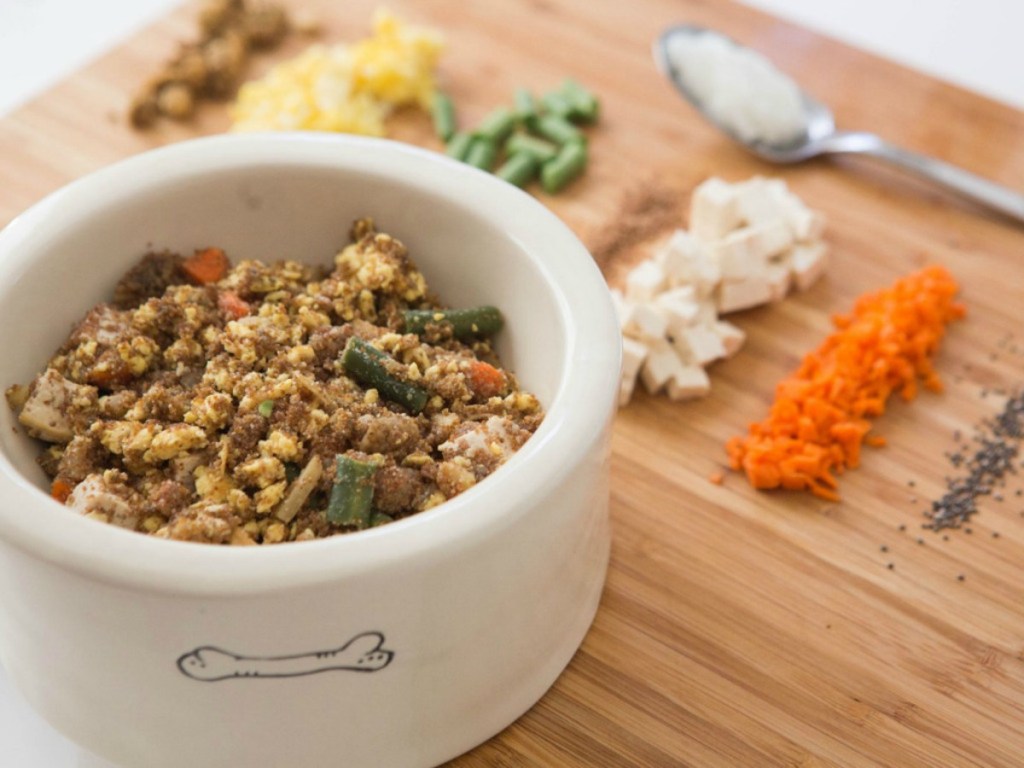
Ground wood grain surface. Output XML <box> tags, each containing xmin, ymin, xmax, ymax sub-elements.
<box><xmin>3</xmin><ymin>1</ymin><xmax>1024</xmax><ymax>766</ymax></box>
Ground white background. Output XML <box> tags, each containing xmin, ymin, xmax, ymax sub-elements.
<box><xmin>0</xmin><ymin>0</ymin><xmax>1021</xmax><ymax>765</ymax></box>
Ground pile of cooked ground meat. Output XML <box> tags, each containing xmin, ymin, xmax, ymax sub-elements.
<box><xmin>6</xmin><ymin>218</ymin><xmax>543</xmax><ymax>545</ymax></box>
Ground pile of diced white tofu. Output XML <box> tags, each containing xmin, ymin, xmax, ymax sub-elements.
<box><xmin>614</xmin><ymin>176</ymin><xmax>828</xmax><ymax>405</ymax></box>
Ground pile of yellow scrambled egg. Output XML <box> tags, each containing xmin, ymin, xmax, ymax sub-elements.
<box><xmin>231</xmin><ymin>9</ymin><xmax>443</xmax><ymax>135</ymax></box>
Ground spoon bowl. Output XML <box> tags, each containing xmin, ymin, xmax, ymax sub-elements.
<box><xmin>746</xmin><ymin>91</ymin><xmax>836</xmax><ymax>164</ymax></box>
<box><xmin>653</xmin><ymin>24</ymin><xmax>1024</xmax><ymax>223</ymax></box>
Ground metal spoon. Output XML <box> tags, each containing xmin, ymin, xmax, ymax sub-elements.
<box><xmin>653</xmin><ymin>24</ymin><xmax>1024</xmax><ymax>224</ymax></box>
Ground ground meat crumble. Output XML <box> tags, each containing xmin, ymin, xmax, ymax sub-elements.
<box><xmin>7</xmin><ymin>218</ymin><xmax>543</xmax><ymax>545</ymax></box>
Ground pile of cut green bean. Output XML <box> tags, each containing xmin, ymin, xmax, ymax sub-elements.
<box><xmin>433</xmin><ymin>79</ymin><xmax>599</xmax><ymax>194</ymax></box>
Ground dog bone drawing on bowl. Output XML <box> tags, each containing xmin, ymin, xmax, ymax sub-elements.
<box><xmin>177</xmin><ymin>631</ymin><xmax>394</xmax><ymax>681</ymax></box>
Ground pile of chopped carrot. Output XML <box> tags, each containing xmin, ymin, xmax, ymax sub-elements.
<box><xmin>726</xmin><ymin>264</ymin><xmax>965</xmax><ymax>501</ymax></box>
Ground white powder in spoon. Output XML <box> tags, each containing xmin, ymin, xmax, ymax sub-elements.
<box><xmin>665</xmin><ymin>30</ymin><xmax>807</xmax><ymax>146</ymax></box>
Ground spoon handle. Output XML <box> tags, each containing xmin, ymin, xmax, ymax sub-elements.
<box><xmin>827</xmin><ymin>131</ymin><xmax>1024</xmax><ymax>224</ymax></box>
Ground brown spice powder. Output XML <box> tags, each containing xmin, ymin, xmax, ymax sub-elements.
<box><xmin>585</xmin><ymin>174</ymin><xmax>685</xmax><ymax>285</ymax></box>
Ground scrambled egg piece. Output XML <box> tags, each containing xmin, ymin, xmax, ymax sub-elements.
<box><xmin>348</xmin><ymin>9</ymin><xmax>441</xmax><ymax>108</ymax></box>
<box><xmin>230</xmin><ymin>9</ymin><xmax>443</xmax><ymax>134</ymax></box>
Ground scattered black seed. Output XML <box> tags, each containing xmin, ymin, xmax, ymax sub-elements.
<box><xmin>926</xmin><ymin>390</ymin><xmax>1024</xmax><ymax>531</ymax></box>
<box><xmin>899</xmin><ymin>524</ymin><xmax>907</xmax><ymax>532</ymax></box>
<box><xmin>965</xmin><ymin>527</ymin><xmax>973</xmax><ymax>534</ymax></box>
<box><xmin>916</xmin><ymin>537</ymin><xmax>925</xmax><ymax>545</ymax></box>
<box><xmin>880</xmin><ymin>545</ymin><xmax>889</xmax><ymax>553</ymax></box>
<box><xmin>907</xmin><ymin>480</ymin><xmax>916</xmax><ymax>488</ymax></box>
<box><xmin>942</xmin><ymin>535</ymin><xmax>949</xmax><ymax>541</ymax></box>
<box><xmin>957</xmin><ymin>574</ymin><xmax>965</xmax><ymax>582</ymax></box>
<box><xmin>887</xmin><ymin>563</ymin><xmax>895</xmax><ymax>570</ymax></box>
<box><xmin>994</xmin><ymin>493</ymin><xmax>1004</xmax><ymax>502</ymax></box>
<box><xmin>992</xmin><ymin>531</ymin><xmax>1000</xmax><ymax>538</ymax></box>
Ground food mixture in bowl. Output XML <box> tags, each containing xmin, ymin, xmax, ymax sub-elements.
<box><xmin>5</xmin><ymin>219</ymin><xmax>543</xmax><ymax>545</ymax></box>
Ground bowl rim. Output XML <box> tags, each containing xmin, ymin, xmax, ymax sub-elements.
<box><xmin>0</xmin><ymin>132</ymin><xmax>620</xmax><ymax>595</ymax></box>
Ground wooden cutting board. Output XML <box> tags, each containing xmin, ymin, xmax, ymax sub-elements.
<box><xmin>3</xmin><ymin>1</ymin><xmax>1024</xmax><ymax>765</ymax></box>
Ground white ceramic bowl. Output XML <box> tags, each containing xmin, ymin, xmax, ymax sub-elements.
<box><xmin>0</xmin><ymin>134</ymin><xmax>620</xmax><ymax>767</ymax></box>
